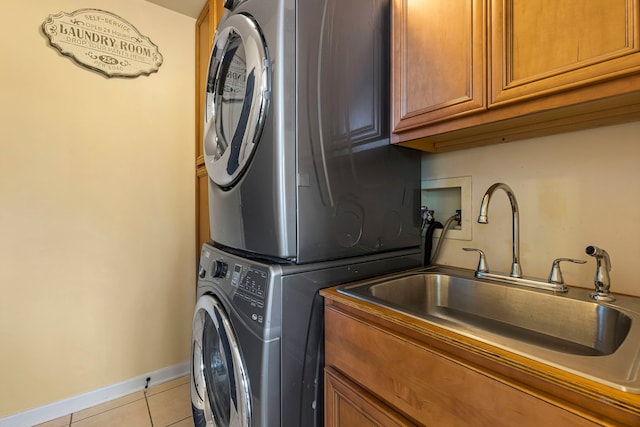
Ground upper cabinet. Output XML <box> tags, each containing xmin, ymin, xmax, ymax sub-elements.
<box><xmin>195</xmin><ymin>4</ymin><xmax>211</xmax><ymax>166</ymax></box>
<box><xmin>196</xmin><ymin>0</ymin><xmax>225</xmax><ymax>166</ymax></box>
<box><xmin>392</xmin><ymin>0</ymin><xmax>640</xmax><ymax>151</ymax></box>
<box><xmin>196</xmin><ymin>0</ymin><xmax>225</xmax><ymax>256</ymax></box>
<box><xmin>391</xmin><ymin>0</ymin><xmax>486</xmax><ymax>131</ymax></box>
<box><xmin>491</xmin><ymin>0</ymin><xmax>640</xmax><ymax>105</ymax></box>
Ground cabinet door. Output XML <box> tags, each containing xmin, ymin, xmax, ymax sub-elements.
<box><xmin>325</xmin><ymin>368</ymin><xmax>415</xmax><ymax>427</ymax></box>
<box><xmin>196</xmin><ymin>166</ymin><xmax>210</xmax><ymax>254</ymax></box>
<box><xmin>196</xmin><ymin>3</ymin><xmax>212</xmax><ymax>166</ymax></box>
<box><xmin>325</xmin><ymin>307</ymin><xmax>601</xmax><ymax>427</ymax></box>
<box><xmin>196</xmin><ymin>0</ymin><xmax>225</xmax><ymax>257</ymax></box>
<box><xmin>392</xmin><ymin>0</ymin><xmax>485</xmax><ymax>132</ymax></box>
<box><xmin>196</xmin><ymin>4</ymin><xmax>212</xmax><ymax>258</ymax></box>
<box><xmin>490</xmin><ymin>0</ymin><xmax>640</xmax><ymax>105</ymax></box>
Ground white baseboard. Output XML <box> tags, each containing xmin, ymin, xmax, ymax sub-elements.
<box><xmin>0</xmin><ymin>361</ymin><xmax>189</xmax><ymax>427</ymax></box>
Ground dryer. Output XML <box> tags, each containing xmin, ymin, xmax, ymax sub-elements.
<box><xmin>191</xmin><ymin>243</ymin><xmax>421</xmax><ymax>426</ymax></box>
<box><xmin>203</xmin><ymin>0</ymin><xmax>421</xmax><ymax>264</ymax></box>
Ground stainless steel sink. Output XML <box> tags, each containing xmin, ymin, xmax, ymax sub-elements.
<box><xmin>338</xmin><ymin>266</ymin><xmax>640</xmax><ymax>393</ymax></box>
<box><xmin>362</xmin><ymin>271</ymin><xmax>630</xmax><ymax>356</ymax></box>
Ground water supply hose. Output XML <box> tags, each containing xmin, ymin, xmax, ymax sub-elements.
<box><xmin>425</xmin><ymin>212</ymin><xmax>461</xmax><ymax>265</ymax></box>
<box><xmin>423</xmin><ymin>221</ymin><xmax>443</xmax><ymax>266</ymax></box>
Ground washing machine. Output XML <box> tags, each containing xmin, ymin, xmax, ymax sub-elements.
<box><xmin>191</xmin><ymin>243</ymin><xmax>421</xmax><ymax>426</ymax></box>
<box><xmin>203</xmin><ymin>0</ymin><xmax>421</xmax><ymax>264</ymax></box>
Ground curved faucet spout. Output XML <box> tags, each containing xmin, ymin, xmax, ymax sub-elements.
<box><xmin>477</xmin><ymin>183</ymin><xmax>522</xmax><ymax>278</ymax></box>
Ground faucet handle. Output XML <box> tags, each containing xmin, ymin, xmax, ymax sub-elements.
<box><xmin>548</xmin><ymin>258</ymin><xmax>587</xmax><ymax>287</ymax></box>
<box><xmin>463</xmin><ymin>248</ymin><xmax>489</xmax><ymax>274</ymax></box>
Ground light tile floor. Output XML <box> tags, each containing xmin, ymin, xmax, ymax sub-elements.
<box><xmin>34</xmin><ymin>376</ymin><xmax>193</xmax><ymax>427</ymax></box>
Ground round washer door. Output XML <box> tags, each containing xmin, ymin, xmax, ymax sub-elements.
<box><xmin>191</xmin><ymin>295</ymin><xmax>252</xmax><ymax>427</ymax></box>
<box><xmin>203</xmin><ymin>13</ymin><xmax>271</xmax><ymax>189</ymax></box>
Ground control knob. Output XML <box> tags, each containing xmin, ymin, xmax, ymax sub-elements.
<box><xmin>211</xmin><ymin>260</ymin><xmax>228</xmax><ymax>278</ymax></box>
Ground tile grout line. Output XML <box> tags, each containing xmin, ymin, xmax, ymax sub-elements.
<box><xmin>35</xmin><ymin>379</ymin><xmax>190</xmax><ymax>427</ymax></box>
<box><xmin>145</xmin><ymin>378</ymin><xmax>190</xmax><ymax>397</ymax></box>
<box><xmin>144</xmin><ymin>390</ymin><xmax>154</xmax><ymax>427</ymax></box>
<box><xmin>166</xmin><ymin>416</ymin><xmax>192</xmax><ymax>426</ymax></box>
<box><xmin>62</xmin><ymin>394</ymin><xmax>147</xmax><ymax>425</ymax></box>
<box><xmin>43</xmin><ymin>378</ymin><xmax>189</xmax><ymax>427</ymax></box>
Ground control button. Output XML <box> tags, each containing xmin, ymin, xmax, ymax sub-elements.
<box><xmin>251</xmin><ymin>314</ymin><xmax>258</xmax><ymax>321</ymax></box>
<box><xmin>236</xmin><ymin>293</ymin><xmax>250</xmax><ymax>302</ymax></box>
<box><xmin>231</xmin><ymin>264</ymin><xmax>242</xmax><ymax>286</ymax></box>
<box><xmin>211</xmin><ymin>260</ymin><xmax>228</xmax><ymax>278</ymax></box>
<box><xmin>198</xmin><ymin>265</ymin><xmax>206</xmax><ymax>279</ymax></box>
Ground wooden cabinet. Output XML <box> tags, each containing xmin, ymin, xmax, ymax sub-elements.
<box><xmin>196</xmin><ymin>166</ymin><xmax>210</xmax><ymax>255</ymax></box>
<box><xmin>321</xmin><ymin>287</ymin><xmax>640</xmax><ymax>426</ymax></box>
<box><xmin>391</xmin><ymin>0</ymin><xmax>485</xmax><ymax>132</ymax></box>
<box><xmin>325</xmin><ymin>368</ymin><xmax>414</xmax><ymax>427</ymax></box>
<box><xmin>490</xmin><ymin>0</ymin><xmax>640</xmax><ymax>106</ymax></box>
<box><xmin>392</xmin><ymin>0</ymin><xmax>640</xmax><ymax>151</ymax></box>
<box><xmin>195</xmin><ymin>3</ymin><xmax>211</xmax><ymax>167</ymax></box>
<box><xmin>195</xmin><ymin>0</ymin><xmax>225</xmax><ymax>255</ymax></box>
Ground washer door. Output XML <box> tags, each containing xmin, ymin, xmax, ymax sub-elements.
<box><xmin>204</xmin><ymin>13</ymin><xmax>271</xmax><ymax>189</ymax></box>
<box><xmin>191</xmin><ymin>295</ymin><xmax>252</xmax><ymax>427</ymax></box>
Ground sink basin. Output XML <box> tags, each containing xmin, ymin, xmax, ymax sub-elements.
<box><xmin>363</xmin><ymin>272</ymin><xmax>630</xmax><ymax>356</ymax></box>
<box><xmin>338</xmin><ymin>266</ymin><xmax>640</xmax><ymax>392</ymax></box>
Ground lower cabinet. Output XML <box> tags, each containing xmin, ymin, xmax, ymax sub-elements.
<box><xmin>325</xmin><ymin>368</ymin><xmax>414</xmax><ymax>427</ymax></box>
<box><xmin>323</xmin><ymin>303</ymin><xmax>604</xmax><ymax>426</ymax></box>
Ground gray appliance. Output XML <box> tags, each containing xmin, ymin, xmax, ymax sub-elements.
<box><xmin>191</xmin><ymin>243</ymin><xmax>421</xmax><ymax>426</ymax></box>
<box><xmin>192</xmin><ymin>0</ymin><xmax>423</xmax><ymax>425</ymax></box>
<box><xmin>203</xmin><ymin>0</ymin><xmax>421</xmax><ymax>264</ymax></box>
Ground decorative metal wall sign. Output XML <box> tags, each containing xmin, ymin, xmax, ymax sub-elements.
<box><xmin>42</xmin><ymin>9</ymin><xmax>163</xmax><ymax>78</ymax></box>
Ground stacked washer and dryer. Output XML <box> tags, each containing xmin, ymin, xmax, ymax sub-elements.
<box><xmin>190</xmin><ymin>0</ymin><xmax>422</xmax><ymax>425</ymax></box>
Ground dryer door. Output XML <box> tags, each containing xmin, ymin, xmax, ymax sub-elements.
<box><xmin>204</xmin><ymin>13</ymin><xmax>271</xmax><ymax>189</ymax></box>
<box><xmin>191</xmin><ymin>295</ymin><xmax>252</xmax><ymax>427</ymax></box>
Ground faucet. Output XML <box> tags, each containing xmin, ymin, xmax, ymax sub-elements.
<box><xmin>586</xmin><ymin>245</ymin><xmax>615</xmax><ymax>302</ymax></box>
<box><xmin>477</xmin><ymin>183</ymin><xmax>522</xmax><ymax>278</ymax></box>
<box><xmin>464</xmin><ymin>182</ymin><xmax>586</xmax><ymax>293</ymax></box>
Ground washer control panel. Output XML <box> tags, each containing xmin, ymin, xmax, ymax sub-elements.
<box><xmin>230</xmin><ymin>263</ymin><xmax>268</xmax><ymax>324</ymax></box>
<box><xmin>231</xmin><ymin>264</ymin><xmax>267</xmax><ymax>301</ymax></box>
<box><xmin>205</xmin><ymin>259</ymin><xmax>269</xmax><ymax>324</ymax></box>
<box><xmin>198</xmin><ymin>244</ymin><xmax>276</xmax><ymax>334</ymax></box>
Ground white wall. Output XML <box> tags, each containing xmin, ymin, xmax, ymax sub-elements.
<box><xmin>0</xmin><ymin>0</ymin><xmax>195</xmax><ymax>417</ymax></box>
<box><xmin>422</xmin><ymin>121</ymin><xmax>640</xmax><ymax>297</ymax></box>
